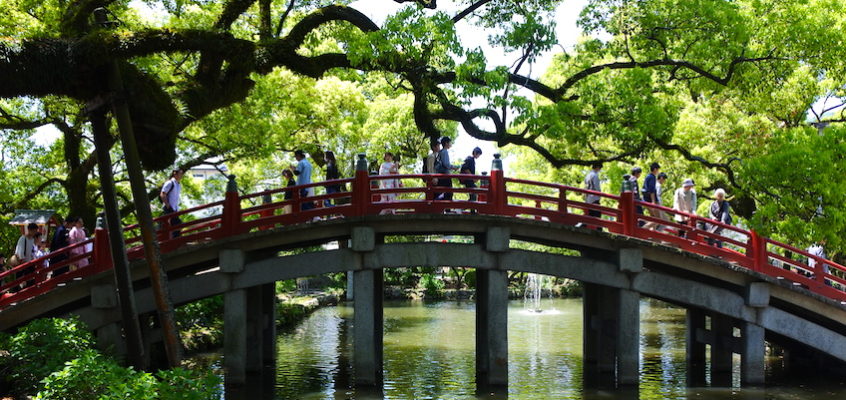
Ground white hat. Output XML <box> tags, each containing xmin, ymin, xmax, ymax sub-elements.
<box><xmin>682</xmin><ymin>178</ymin><xmax>695</xmax><ymax>187</ymax></box>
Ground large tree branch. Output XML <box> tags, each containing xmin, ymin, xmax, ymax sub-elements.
<box><xmin>0</xmin><ymin>178</ymin><xmax>66</xmax><ymax>214</ymax></box>
<box><xmin>557</xmin><ymin>55</ymin><xmax>783</xmax><ymax>96</ymax></box>
<box><xmin>452</xmin><ymin>0</ymin><xmax>494</xmax><ymax>23</ymax></box>
<box><xmin>650</xmin><ymin>135</ymin><xmax>741</xmax><ymax>188</ymax></box>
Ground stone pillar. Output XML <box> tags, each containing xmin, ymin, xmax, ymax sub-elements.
<box><xmin>617</xmin><ymin>288</ymin><xmax>640</xmax><ymax>386</ymax></box>
<box><xmin>225</xmin><ymin>288</ymin><xmax>248</xmax><ymax>384</ymax></box>
<box><xmin>261</xmin><ymin>283</ymin><xmax>277</xmax><ymax>363</ymax></box>
<box><xmin>353</xmin><ymin>268</ymin><xmax>383</xmax><ymax>386</ymax></box>
<box><xmin>221</xmin><ymin>249</ymin><xmax>247</xmax><ymax>385</ymax></box>
<box><xmin>742</xmin><ymin>282</ymin><xmax>769</xmax><ymax>386</ymax></box>
<box><xmin>741</xmin><ymin>322</ymin><xmax>765</xmax><ymax>385</ymax></box>
<box><xmin>347</xmin><ymin>271</ymin><xmax>354</xmax><ymax>301</ymax></box>
<box><xmin>476</xmin><ymin>227</ymin><xmax>510</xmax><ymax>388</ymax></box>
<box><xmin>475</xmin><ymin>268</ymin><xmax>509</xmax><ymax>387</ymax></box>
<box><xmin>245</xmin><ymin>285</ymin><xmax>264</xmax><ymax>373</ymax></box>
<box><xmin>710</xmin><ymin>313</ymin><xmax>734</xmax><ymax>387</ymax></box>
<box><xmin>616</xmin><ymin>249</ymin><xmax>641</xmax><ymax>387</ymax></box>
<box><xmin>686</xmin><ymin>308</ymin><xmax>707</xmax><ymax>386</ymax></box>
<box><xmin>583</xmin><ymin>283</ymin><xmax>618</xmax><ymax>388</ymax></box>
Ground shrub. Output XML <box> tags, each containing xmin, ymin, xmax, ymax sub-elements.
<box><xmin>35</xmin><ymin>349</ymin><xmax>157</xmax><ymax>400</ymax></box>
<box><xmin>36</xmin><ymin>350</ymin><xmax>222</xmax><ymax>400</ymax></box>
<box><xmin>420</xmin><ymin>273</ymin><xmax>445</xmax><ymax>296</ymax></box>
<box><xmin>157</xmin><ymin>368</ymin><xmax>222</xmax><ymax>400</ymax></box>
<box><xmin>2</xmin><ymin>316</ymin><xmax>93</xmax><ymax>394</ymax></box>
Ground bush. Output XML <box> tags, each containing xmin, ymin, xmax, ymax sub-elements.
<box><xmin>35</xmin><ymin>349</ymin><xmax>157</xmax><ymax>400</ymax></box>
<box><xmin>1</xmin><ymin>316</ymin><xmax>93</xmax><ymax>394</ymax></box>
<box><xmin>156</xmin><ymin>368</ymin><xmax>222</xmax><ymax>400</ymax></box>
<box><xmin>420</xmin><ymin>273</ymin><xmax>444</xmax><ymax>296</ymax></box>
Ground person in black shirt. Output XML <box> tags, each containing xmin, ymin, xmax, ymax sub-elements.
<box><xmin>324</xmin><ymin>151</ymin><xmax>341</xmax><ymax>207</ymax></box>
<box><xmin>282</xmin><ymin>169</ymin><xmax>296</xmax><ymax>214</ymax></box>
<box><xmin>461</xmin><ymin>147</ymin><xmax>483</xmax><ymax>202</ymax></box>
<box><xmin>50</xmin><ymin>216</ymin><xmax>75</xmax><ymax>276</ymax></box>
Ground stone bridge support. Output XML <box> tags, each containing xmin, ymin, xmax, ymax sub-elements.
<box><xmin>222</xmin><ymin>249</ymin><xmax>276</xmax><ymax>385</ymax></box>
<box><xmin>582</xmin><ymin>248</ymin><xmax>641</xmax><ymax>388</ymax></box>
<box><xmin>685</xmin><ymin>282</ymin><xmax>768</xmax><ymax>387</ymax></box>
<box><xmin>352</xmin><ymin>227</ymin><xmax>384</xmax><ymax>386</ymax></box>
<box><xmin>476</xmin><ymin>227</ymin><xmax>510</xmax><ymax>388</ymax></box>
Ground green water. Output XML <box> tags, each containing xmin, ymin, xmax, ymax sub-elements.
<box><xmin>221</xmin><ymin>298</ymin><xmax>846</xmax><ymax>399</ymax></box>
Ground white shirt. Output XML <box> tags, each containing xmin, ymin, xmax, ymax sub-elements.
<box><xmin>15</xmin><ymin>235</ymin><xmax>34</xmax><ymax>262</ymax></box>
<box><xmin>162</xmin><ymin>178</ymin><xmax>182</xmax><ymax>211</ymax></box>
<box><xmin>808</xmin><ymin>244</ymin><xmax>828</xmax><ymax>274</ymax></box>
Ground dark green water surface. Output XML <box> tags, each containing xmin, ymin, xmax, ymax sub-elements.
<box><xmin>214</xmin><ymin>298</ymin><xmax>846</xmax><ymax>399</ymax></box>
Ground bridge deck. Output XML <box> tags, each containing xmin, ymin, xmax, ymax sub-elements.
<box><xmin>2</xmin><ymin>166</ymin><xmax>844</xmax><ymax>311</ymax></box>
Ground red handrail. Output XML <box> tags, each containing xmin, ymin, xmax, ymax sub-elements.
<box><xmin>4</xmin><ymin>169</ymin><xmax>846</xmax><ymax>309</ymax></box>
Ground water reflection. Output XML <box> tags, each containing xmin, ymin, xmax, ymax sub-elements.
<box><xmin>216</xmin><ymin>298</ymin><xmax>846</xmax><ymax>399</ymax></box>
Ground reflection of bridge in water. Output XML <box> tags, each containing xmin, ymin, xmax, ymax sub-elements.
<box><xmin>3</xmin><ymin>154</ymin><xmax>846</xmax><ymax>390</ymax></box>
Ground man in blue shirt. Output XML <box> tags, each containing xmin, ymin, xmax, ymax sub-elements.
<box><xmin>293</xmin><ymin>150</ymin><xmax>314</xmax><ymax>210</ymax></box>
<box><xmin>642</xmin><ymin>162</ymin><xmax>660</xmax><ymax>204</ymax></box>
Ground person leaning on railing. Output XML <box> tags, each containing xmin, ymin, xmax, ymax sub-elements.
<box><xmin>707</xmin><ymin>188</ymin><xmax>732</xmax><ymax>248</ymax></box>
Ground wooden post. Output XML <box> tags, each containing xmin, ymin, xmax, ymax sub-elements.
<box><xmin>88</xmin><ymin>107</ymin><xmax>145</xmax><ymax>369</ymax></box>
<box><xmin>620</xmin><ymin>191</ymin><xmax>636</xmax><ymax>236</ymax></box>
<box><xmin>352</xmin><ymin>153</ymin><xmax>370</xmax><ymax>217</ymax></box>
<box><xmin>489</xmin><ymin>154</ymin><xmax>506</xmax><ymax>215</ymax></box>
<box><xmin>94</xmin><ymin>7</ymin><xmax>182</xmax><ymax>368</ymax></box>
<box><xmin>221</xmin><ymin>175</ymin><xmax>242</xmax><ymax>237</ymax></box>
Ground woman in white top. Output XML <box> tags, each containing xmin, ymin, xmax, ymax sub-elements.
<box><xmin>68</xmin><ymin>218</ymin><xmax>88</xmax><ymax>269</ymax></box>
<box><xmin>379</xmin><ymin>152</ymin><xmax>399</xmax><ymax>213</ymax></box>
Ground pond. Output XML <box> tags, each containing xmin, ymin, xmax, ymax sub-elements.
<box><xmin>214</xmin><ymin>298</ymin><xmax>846</xmax><ymax>399</ymax></box>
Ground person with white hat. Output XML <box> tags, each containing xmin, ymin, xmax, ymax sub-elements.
<box><xmin>673</xmin><ymin>179</ymin><xmax>698</xmax><ymax>236</ymax></box>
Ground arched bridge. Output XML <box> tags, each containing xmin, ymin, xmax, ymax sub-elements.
<box><xmin>2</xmin><ymin>154</ymin><xmax>846</xmax><ymax>389</ymax></box>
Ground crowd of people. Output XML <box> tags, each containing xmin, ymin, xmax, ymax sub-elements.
<box><xmin>583</xmin><ymin>162</ymin><xmax>733</xmax><ymax>247</ymax></box>
<box><xmin>1</xmin><ymin>216</ymin><xmax>91</xmax><ymax>290</ymax></box>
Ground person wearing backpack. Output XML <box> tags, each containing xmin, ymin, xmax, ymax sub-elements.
<box><xmin>160</xmin><ymin>168</ymin><xmax>184</xmax><ymax>238</ymax></box>
<box><xmin>460</xmin><ymin>147</ymin><xmax>482</xmax><ymax>202</ymax></box>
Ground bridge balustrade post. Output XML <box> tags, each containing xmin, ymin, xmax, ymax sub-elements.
<box><xmin>221</xmin><ymin>175</ymin><xmax>242</xmax><ymax>238</ymax></box>
<box><xmin>259</xmin><ymin>190</ymin><xmax>273</xmax><ymax>231</ymax></box>
<box><xmin>489</xmin><ymin>154</ymin><xmax>506</xmax><ymax>215</ymax></box>
<box><xmin>352</xmin><ymin>153</ymin><xmax>370</xmax><ymax>217</ymax></box>
<box><xmin>94</xmin><ymin>220</ymin><xmax>113</xmax><ymax>273</ymax></box>
<box><xmin>749</xmin><ymin>230</ymin><xmax>768</xmax><ymax>272</ymax></box>
<box><xmin>619</xmin><ymin>191</ymin><xmax>636</xmax><ymax>236</ymax></box>
<box><xmin>558</xmin><ymin>188</ymin><xmax>568</xmax><ymax>215</ymax></box>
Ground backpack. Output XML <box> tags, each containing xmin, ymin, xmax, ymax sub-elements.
<box><xmin>160</xmin><ymin>179</ymin><xmax>174</xmax><ymax>204</ymax></box>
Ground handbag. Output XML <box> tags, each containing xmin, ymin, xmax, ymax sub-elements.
<box><xmin>8</xmin><ymin>254</ymin><xmax>21</xmax><ymax>267</ymax></box>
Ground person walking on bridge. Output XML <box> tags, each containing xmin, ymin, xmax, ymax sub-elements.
<box><xmin>160</xmin><ymin>168</ymin><xmax>184</xmax><ymax>238</ymax></box>
<box><xmin>582</xmin><ymin>163</ymin><xmax>603</xmax><ymax>230</ymax></box>
<box><xmin>629</xmin><ymin>167</ymin><xmax>644</xmax><ymax>224</ymax></box>
<box><xmin>461</xmin><ymin>147</ymin><xmax>483</xmax><ymax>203</ymax></box>
<box><xmin>436</xmin><ymin>137</ymin><xmax>459</xmax><ymax>201</ymax></box>
<box><xmin>293</xmin><ymin>150</ymin><xmax>314</xmax><ymax>211</ymax></box>
<box><xmin>707</xmin><ymin>189</ymin><xmax>732</xmax><ymax>248</ymax></box>
<box><xmin>50</xmin><ymin>216</ymin><xmax>73</xmax><ymax>276</ymax></box>
<box><xmin>323</xmin><ymin>151</ymin><xmax>341</xmax><ymax>207</ymax></box>
<box><xmin>673</xmin><ymin>179</ymin><xmax>697</xmax><ymax>237</ymax></box>
<box><xmin>807</xmin><ymin>240</ymin><xmax>829</xmax><ymax>283</ymax></box>
<box><xmin>379</xmin><ymin>152</ymin><xmax>400</xmax><ymax>214</ymax></box>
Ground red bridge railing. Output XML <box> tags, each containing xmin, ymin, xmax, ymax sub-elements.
<box><xmin>2</xmin><ymin>156</ymin><xmax>844</xmax><ymax>309</ymax></box>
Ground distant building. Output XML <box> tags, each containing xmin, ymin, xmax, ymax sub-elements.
<box><xmin>187</xmin><ymin>163</ymin><xmax>227</xmax><ymax>181</ymax></box>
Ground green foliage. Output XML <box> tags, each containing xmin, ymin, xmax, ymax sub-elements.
<box><xmin>35</xmin><ymin>349</ymin><xmax>158</xmax><ymax>400</ymax></box>
<box><xmin>420</xmin><ymin>273</ymin><xmax>444</xmax><ymax>296</ymax></box>
<box><xmin>1</xmin><ymin>316</ymin><xmax>94</xmax><ymax>393</ymax></box>
<box><xmin>35</xmin><ymin>350</ymin><xmax>221</xmax><ymax>400</ymax></box>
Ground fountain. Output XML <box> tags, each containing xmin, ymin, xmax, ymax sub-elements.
<box><xmin>523</xmin><ymin>273</ymin><xmax>544</xmax><ymax>313</ymax></box>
